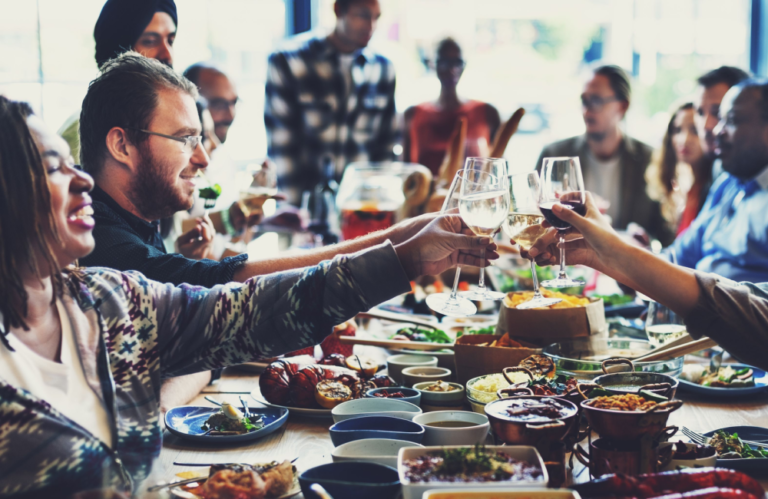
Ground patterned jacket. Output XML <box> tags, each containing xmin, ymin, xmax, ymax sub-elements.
<box><xmin>0</xmin><ymin>243</ymin><xmax>409</xmax><ymax>497</ymax></box>
<box><xmin>265</xmin><ymin>33</ymin><xmax>399</xmax><ymax>205</ymax></box>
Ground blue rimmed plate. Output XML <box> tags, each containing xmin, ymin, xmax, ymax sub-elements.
<box><xmin>165</xmin><ymin>405</ymin><xmax>288</xmax><ymax>443</ymax></box>
<box><xmin>703</xmin><ymin>426</ymin><xmax>768</xmax><ymax>474</ymax></box>
<box><xmin>678</xmin><ymin>364</ymin><xmax>768</xmax><ymax>398</ymax></box>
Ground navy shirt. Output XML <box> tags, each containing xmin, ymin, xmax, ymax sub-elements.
<box><xmin>80</xmin><ymin>186</ymin><xmax>248</xmax><ymax>287</ymax></box>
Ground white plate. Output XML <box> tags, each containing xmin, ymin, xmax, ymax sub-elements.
<box><xmin>250</xmin><ymin>391</ymin><xmax>333</xmax><ymax>418</ymax></box>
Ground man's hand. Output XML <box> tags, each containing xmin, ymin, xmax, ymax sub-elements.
<box><xmin>394</xmin><ymin>215</ymin><xmax>499</xmax><ymax>279</ymax></box>
<box><xmin>177</xmin><ymin>215</ymin><xmax>215</xmax><ymax>260</ymax></box>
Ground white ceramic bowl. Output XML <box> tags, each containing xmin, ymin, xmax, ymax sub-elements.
<box><xmin>332</xmin><ymin>398</ymin><xmax>422</xmax><ymax>423</ymax></box>
<box><xmin>413</xmin><ymin>382</ymin><xmax>465</xmax><ymax>406</ymax></box>
<box><xmin>412</xmin><ymin>410</ymin><xmax>489</xmax><ymax>446</ymax></box>
<box><xmin>389</xmin><ymin>348</ymin><xmax>456</xmax><ymax>373</ymax></box>
<box><xmin>659</xmin><ymin>442</ymin><xmax>718</xmax><ymax>471</ymax></box>
<box><xmin>331</xmin><ymin>438</ymin><xmax>423</xmax><ymax>468</ymax></box>
<box><xmin>398</xmin><ymin>445</ymin><xmax>548</xmax><ymax>499</ymax></box>
<box><xmin>387</xmin><ymin>354</ymin><xmax>438</xmax><ymax>385</ymax></box>
<box><xmin>422</xmin><ymin>490</ymin><xmax>581</xmax><ymax>499</ymax></box>
<box><xmin>401</xmin><ymin>366</ymin><xmax>452</xmax><ymax>388</ymax></box>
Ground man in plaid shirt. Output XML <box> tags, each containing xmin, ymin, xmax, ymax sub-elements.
<box><xmin>265</xmin><ymin>0</ymin><xmax>399</xmax><ymax>205</ymax></box>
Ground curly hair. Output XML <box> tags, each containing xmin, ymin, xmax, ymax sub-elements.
<box><xmin>0</xmin><ymin>96</ymin><xmax>64</xmax><ymax>339</ymax></box>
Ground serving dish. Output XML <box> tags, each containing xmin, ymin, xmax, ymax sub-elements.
<box><xmin>413</xmin><ymin>381</ymin><xmax>465</xmax><ymax>408</ymax></box>
<box><xmin>387</xmin><ymin>348</ymin><xmax>456</xmax><ymax>372</ymax></box>
<box><xmin>422</xmin><ymin>489</ymin><xmax>581</xmax><ymax>499</ymax></box>
<box><xmin>365</xmin><ymin>387</ymin><xmax>422</xmax><ymax>406</ymax></box>
<box><xmin>329</xmin><ymin>416</ymin><xmax>425</xmax><ymax>446</ymax></box>
<box><xmin>678</xmin><ymin>364</ymin><xmax>768</xmax><ymax>398</ymax></box>
<box><xmin>412</xmin><ymin>410</ymin><xmax>490</xmax><ymax>446</ymax></box>
<box><xmin>593</xmin><ymin>359</ymin><xmax>678</xmax><ymax>398</ymax></box>
<box><xmin>164</xmin><ymin>405</ymin><xmax>289</xmax><ymax>443</ymax></box>
<box><xmin>485</xmin><ymin>396</ymin><xmax>579</xmax><ymax>447</ymax></box>
<box><xmin>397</xmin><ymin>445</ymin><xmax>548</xmax><ymax>499</ymax></box>
<box><xmin>402</xmin><ymin>366</ymin><xmax>452</xmax><ymax>387</ymax></box>
<box><xmin>251</xmin><ymin>391</ymin><xmax>333</xmax><ymax>418</ymax></box>
<box><xmin>169</xmin><ymin>462</ymin><xmax>300</xmax><ymax>499</ymax></box>
<box><xmin>387</xmin><ymin>354</ymin><xmax>438</xmax><ymax>385</ymax></box>
<box><xmin>658</xmin><ymin>442</ymin><xmax>717</xmax><ymax>471</ymax></box>
<box><xmin>331</xmin><ymin>438</ymin><xmax>424</xmax><ymax>468</ymax></box>
<box><xmin>299</xmin><ymin>461</ymin><xmax>401</xmax><ymax>499</ymax></box>
<box><xmin>543</xmin><ymin>338</ymin><xmax>684</xmax><ymax>380</ymax></box>
<box><xmin>581</xmin><ymin>398</ymin><xmax>683</xmax><ymax>441</ymax></box>
<box><xmin>331</xmin><ymin>398</ymin><xmax>422</xmax><ymax>423</ymax></box>
<box><xmin>702</xmin><ymin>426</ymin><xmax>768</xmax><ymax>473</ymax></box>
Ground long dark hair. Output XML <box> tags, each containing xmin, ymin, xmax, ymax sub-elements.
<box><xmin>0</xmin><ymin>96</ymin><xmax>64</xmax><ymax>337</ymax></box>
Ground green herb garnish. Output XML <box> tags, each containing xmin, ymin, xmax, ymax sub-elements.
<box><xmin>199</xmin><ymin>184</ymin><xmax>222</xmax><ymax>200</ymax></box>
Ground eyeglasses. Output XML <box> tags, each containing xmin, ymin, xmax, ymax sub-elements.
<box><xmin>127</xmin><ymin>128</ymin><xmax>203</xmax><ymax>154</ymax></box>
<box><xmin>436</xmin><ymin>58</ymin><xmax>466</xmax><ymax>70</ymax></box>
<box><xmin>581</xmin><ymin>95</ymin><xmax>620</xmax><ymax>111</ymax></box>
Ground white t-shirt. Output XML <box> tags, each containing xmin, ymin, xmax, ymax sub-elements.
<box><xmin>339</xmin><ymin>53</ymin><xmax>355</xmax><ymax>98</ymax></box>
<box><xmin>586</xmin><ymin>150</ymin><xmax>622</xmax><ymax>225</ymax></box>
<box><xmin>0</xmin><ymin>300</ymin><xmax>113</xmax><ymax>448</ymax></box>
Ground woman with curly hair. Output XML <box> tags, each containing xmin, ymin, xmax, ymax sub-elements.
<box><xmin>645</xmin><ymin>102</ymin><xmax>711</xmax><ymax>235</ymax></box>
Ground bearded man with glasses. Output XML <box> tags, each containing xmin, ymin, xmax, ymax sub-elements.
<box><xmin>536</xmin><ymin>65</ymin><xmax>672</xmax><ymax>245</ymax></box>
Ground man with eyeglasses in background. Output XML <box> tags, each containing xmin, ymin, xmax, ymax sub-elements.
<box><xmin>536</xmin><ymin>65</ymin><xmax>671</xmax><ymax>245</ymax></box>
<box><xmin>265</xmin><ymin>0</ymin><xmax>399</xmax><ymax>205</ymax></box>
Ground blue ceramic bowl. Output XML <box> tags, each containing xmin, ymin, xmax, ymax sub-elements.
<box><xmin>365</xmin><ymin>387</ymin><xmax>421</xmax><ymax>406</ymax></box>
<box><xmin>329</xmin><ymin>415</ymin><xmax>425</xmax><ymax>447</ymax></box>
<box><xmin>299</xmin><ymin>462</ymin><xmax>401</xmax><ymax>499</ymax></box>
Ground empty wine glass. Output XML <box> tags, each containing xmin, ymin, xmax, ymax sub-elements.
<box><xmin>538</xmin><ymin>157</ymin><xmax>586</xmax><ymax>288</ymax></box>
<box><xmin>425</xmin><ymin>170</ymin><xmax>478</xmax><ymax>317</ymax></box>
<box><xmin>457</xmin><ymin>169</ymin><xmax>510</xmax><ymax>301</ymax></box>
<box><xmin>503</xmin><ymin>172</ymin><xmax>562</xmax><ymax>309</ymax></box>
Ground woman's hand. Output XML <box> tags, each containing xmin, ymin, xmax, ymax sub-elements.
<box><xmin>521</xmin><ymin>192</ymin><xmax>623</xmax><ymax>272</ymax></box>
<box><xmin>394</xmin><ymin>215</ymin><xmax>499</xmax><ymax>279</ymax></box>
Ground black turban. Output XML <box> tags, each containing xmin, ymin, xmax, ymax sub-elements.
<box><xmin>94</xmin><ymin>0</ymin><xmax>177</xmax><ymax>68</ymax></box>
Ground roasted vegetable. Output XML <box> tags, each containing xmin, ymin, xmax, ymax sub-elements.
<box><xmin>258</xmin><ymin>360</ymin><xmax>298</xmax><ymax>405</ymax></box>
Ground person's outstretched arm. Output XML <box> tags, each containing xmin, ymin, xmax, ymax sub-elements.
<box><xmin>522</xmin><ymin>193</ymin><xmax>768</xmax><ymax>370</ymax></box>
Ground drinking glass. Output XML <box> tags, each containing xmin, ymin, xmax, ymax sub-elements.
<box><xmin>538</xmin><ymin>157</ymin><xmax>586</xmax><ymax>288</ymax></box>
<box><xmin>457</xmin><ymin>169</ymin><xmax>510</xmax><ymax>301</ymax></box>
<box><xmin>503</xmin><ymin>172</ymin><xmax>562</xmax><ymax>309</ymax></box>
<box><xmin>456</xmin><ymin>157</ymin><xmax>509</xmax><ymax>301</ymax></box>
<box><xmin>425</xmin><ymin>170</ymin><xmax>479</xmax><ymax>317</ymax></box>
<box><xmin>238</xmin><ymin>164</ymin><xmax>278</xmax><ymax>218</ymax></box>
<box><xmin>645</xmin><ymin>301</ymin><xmax>687</xmax><ymax>348</ymax></box>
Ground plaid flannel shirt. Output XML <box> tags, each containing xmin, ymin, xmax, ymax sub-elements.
<box><xmin>265</xmin><ymin>33</ymin><xmax>399</xmax><ymax>204</ymax></box>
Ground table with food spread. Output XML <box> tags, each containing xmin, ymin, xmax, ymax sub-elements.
<box><xmin>151</xmin><ymin>292</ymin><xmax>768</xmax><ymax>499</ymax></box>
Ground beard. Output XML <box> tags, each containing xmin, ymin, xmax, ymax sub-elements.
<box><xmin>128</xmin><ymin>144</ymin><xmax>195</xmax><ymax>221</ymax></box>
<box><xmin>586</xmin><ymin>131</ymin><xmax>607</xmax><ymax>142</ymax></box>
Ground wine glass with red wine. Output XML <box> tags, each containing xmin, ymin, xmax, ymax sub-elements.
<box><xmin>538</xmin><ymin>157</ymin><xmax>586</xmax><ymax>288</ymax></box>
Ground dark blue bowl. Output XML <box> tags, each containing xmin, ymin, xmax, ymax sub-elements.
<box><xmin>365</xmin><ymin>387</ymin><xmax>421</xmax><ymax>406</ymax></box>
<box><xmin>329</xmin><ymin>415</ymin><xmax>425</xmax><ymax>447</ymax></box>
<box><xmin>299</xmin><ymin>462</ymin><xmax>401</xmax><ymax>499</ymax></box>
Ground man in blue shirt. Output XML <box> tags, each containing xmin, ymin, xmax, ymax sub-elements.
<box><xmin>670</xmin><ymin>79</ymin><xmax>768</xmax><ymax>283</ymax></box>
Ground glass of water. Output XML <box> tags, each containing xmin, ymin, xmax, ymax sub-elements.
<box><xmin>645</xmin><ymin>300</ymin><xmax>687</xmax><ymax>348</ymax></box>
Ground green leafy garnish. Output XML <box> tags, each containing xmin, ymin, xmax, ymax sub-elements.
<box><xmin>393</xmin><ymin>327</ymin><xmax>451</xmax><ymax>344</ymax></box>
<box><xmin>199</xmin><ymin>184</ymin><xmax>222</xmax><ymax>200</ymax></box>
<box><xmin>456</xmin><ymin>326</ymin><xmax>495</xmax><ymax>338</ymax></box>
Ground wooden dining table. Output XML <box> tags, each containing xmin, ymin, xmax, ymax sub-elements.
<box><xmin>151</xmin><ymin>365</ymin><xmax>768</xmax><ymax>498</ymax></box>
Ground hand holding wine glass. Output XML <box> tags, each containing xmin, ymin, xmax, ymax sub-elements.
<box><xmin>538</xmin><ymin>157</ymin><xmax>586</xmax><ymax>288</ymax></box>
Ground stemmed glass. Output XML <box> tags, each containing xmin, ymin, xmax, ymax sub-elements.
<box><xmin>503</xmin><ymin>172</ymin><xmax>562</xmax><ymax>309</ymax></box>
<box><xmin>425</xmin><ymin>170</ymin><xmax>479</xmax><ymax>317</ymax></box>
<box><xmin>538</xmin><ymin>157</ymin><xmax>586</xmax><ymax>288</ymax></box>
<box><xmin>461</xmin><ymin>158</ymin><xmax>507</xmax><ymax>301</ymax></box>
<box><xmin>457</xmin><ymin>169</ymin><xmax>510</xmax><ymax>301</ymax></box>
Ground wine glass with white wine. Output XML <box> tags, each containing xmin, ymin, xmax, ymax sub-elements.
<box><xmin>645</xmin><ymin>300</ymin><xmax>687</xmax><ymax>347</ymax></box>
<box><xmin>503</xmin><ymin>172</ymin><xmax>562</xmax><ymax>309</ymax></box>
<box><xmin>457</xmin><ymin>169</ymin><xmax>510</xmax><ymax>301</ymax></box>
<box><xmin>425</xmin><ymin>170</ymin><xmax>479</xmax><ymax>317</ymax></box>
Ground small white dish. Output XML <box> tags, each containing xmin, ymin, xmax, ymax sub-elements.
<box><xmin>398</xmin><ymin>445</ymin><xmax>548</xmax><ymax>499</ymax></box>
<box><xmin>402</xmin><ymin>366</ymin><xmax>451</xmax><ymax>388</ymax></box>
<box><xmin>412</xmin><ymin>410</ymin><xmax>489</xmax><ymax>446</ymax></box>
<box><xmin>331</xmin><ymin>438</ymin><xmax>424</xmax><ymax>468</ymax></box>
<box><xmin>413</xmin><ymin>381</ymin><xmax>465</xmax><ymax>406</ymax></box>
<box><xmin>332</xmin><ymin>398</ymin><xmax>422</xmax><ymax>423</ymax></box>
<box><xmin>387</xmin><ymin>354</ymin><xmax>438</xmax><ymax>385</ymax></box>
<box><xmin>659</xmin><ymin>442</ymin><xmax>718</xmax><ymax>471</ymax></box>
